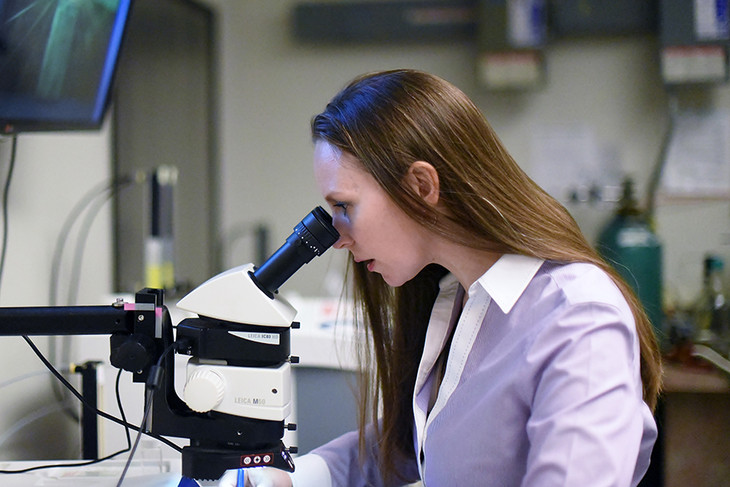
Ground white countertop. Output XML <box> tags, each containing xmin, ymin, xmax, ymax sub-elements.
<box><xmin>0</xmin><ymin>459</ymin><xmax>189</xmax><ymax>486</ymax></box>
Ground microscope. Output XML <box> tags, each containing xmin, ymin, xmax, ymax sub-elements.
<box><xmin>0</xmin><ymin>206</ymin><xmax>339</xmax><ymax>482</ymax></box>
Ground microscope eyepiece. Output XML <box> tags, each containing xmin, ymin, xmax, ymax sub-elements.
<box><xmin>251</xmin><ymin>206</ymin><xmax>339</xmax><ymax>296</ymax></box>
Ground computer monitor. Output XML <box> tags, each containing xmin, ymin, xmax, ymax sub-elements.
<box><xmin>0</xmin><ymin>0</ymin><xmax>133</xmax><ymax>134</ymax></box>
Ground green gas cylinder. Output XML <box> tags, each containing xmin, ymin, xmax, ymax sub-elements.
<box><xmin>596</xmin><ymin>178</ymin><xmax>664</xmax><ymax>342</ymax></box>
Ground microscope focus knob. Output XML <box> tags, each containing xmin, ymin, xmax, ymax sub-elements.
<box><xmin>184</xmin><ymin>368</ymin><xmax>226</xmax><ymax>413</ymax></box>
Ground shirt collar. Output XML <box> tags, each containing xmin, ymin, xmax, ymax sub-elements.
<box><xmin>472</xmin><ymin>254</ymin><xmax>544</xmax><ymax>314</ymax></box>
<box><xmin>437</xmin><ymin>271</ymin><xmax>460</xmax><ymax>294</ymax></box>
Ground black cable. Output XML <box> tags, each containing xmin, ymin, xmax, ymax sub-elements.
<box><xmin>17</xmin><ymin>335</ymin><xmax>182</xmax><ymax>453</ymax></box>
<box><xmin>47</xmin><ymin>179</ymin><xmax>110</xmax><ymax>417</ymax></box>
<box><xmin>48</xmin><ymin>176</ymin><xmax>134</xmax><ymax>422</ymax></box>
<box><xmin>115</xmin><ymin>368</ymin><xmax>132</xmax><ymax>450</ymax></box>
<box><xmin>0</xmin><ymin>365</ymin><xmax>133</xmax><ymax>475</ymax></box>
<box><xmin>115</xmin><ymin>388</ymin><xmax>155</xmax><ymax>487</ymax></box>
<box><xmin>0</xmin><ymin>357</ymin><xmax>137</xmax><ymax>475</ymax></box>
<box><xmin>0</xmin><ymin>442</ymin><xmax>131</xmax><ymax>475</ymax></box>
<box><xmin>115</xmin><ymin>344</ymin><xmax>175</xmax><ymax>487</ymax></box>
<box><xmin>0</xmin><ymin>135</ymin><xmax>18</xmax><ymax>298</ymax></box>
<box><xmin>0</xmin><ymin>151</ymin><xmax>177</xmax><ymax>475</ymax></box>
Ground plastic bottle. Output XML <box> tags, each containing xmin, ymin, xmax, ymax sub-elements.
<box><xmin>596</xmin><ymin>177</ymin><xmax>664</xmax><ymax>344</ymax></box>
<box><xmin>694</xmin><ymin>255</ymin><xmax>730</xmax><ymax>354</ymax></box>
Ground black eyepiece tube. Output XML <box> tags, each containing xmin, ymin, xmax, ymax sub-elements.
<box><xmin>252</xmin><ymin>206</ymin><xmax>339</xmax><ymax>295</ymax></box>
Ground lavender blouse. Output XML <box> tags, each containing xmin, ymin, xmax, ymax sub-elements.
<box><xmin>289</xmin><ymin>254</ymin><xmax>657</xmax><ymax>487</ymax></box>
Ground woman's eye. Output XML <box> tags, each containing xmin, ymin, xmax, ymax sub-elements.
<box><xmin>334</xmin><ymin>202</ymin><xmax>349</xmax><ymax>214</ymax></box>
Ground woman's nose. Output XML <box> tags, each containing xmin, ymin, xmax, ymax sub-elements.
<box><xmin>333</xmin><ymin>233</ymin><xmax>353</xmax><ymax>249</ymax></box>
<box><xmin>331</xmin><ymin>217</ymin><xmax>352</xmax><ymax>249</ymax></box>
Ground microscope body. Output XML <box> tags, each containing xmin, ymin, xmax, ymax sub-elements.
<box><xmin>0</xmin><ymin>207</ymin><xmax>339</xmax><ymax>482</ymax></box>
<box><xmin>165</xmin><ymin>263</ymin><xmax>301</xmax><ymax>478</ymax></box>
<box><xmin>177</xmin><ymin>263</ymin><xmax>297</xmax><ymax>422</ymax></box>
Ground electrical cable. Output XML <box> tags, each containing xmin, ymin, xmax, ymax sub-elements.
<box><xmin>0</xmin><ymin>137</ymin><xmax>135</xmax><ymax>473</ymax></box>
<box><xmin>0</xmin><ymin>147</ymin><xmax>177</xmax><ymax>477</ymax></box>
<box><xmin>0</xmin><ymin>434</ymin><xmax>132</xmax><ymax>475</ymax></box>
<box><xmin>48</xmin><ymin>335</ymin><xmax>80</xmax><ymax>423</ymax></box>
<box><xmin>115</xmin><ymin>387</ymin><xmax>155</xmax><ymax>487</ymax></box>
<box><xmin>0</xmin><ymin>368</ymin><xmax>73</xmax><ymax>449</ymax></box>
<box><xmin>0</xmin><ymin>140</ymin><xmax>168</xmax><ymax>476</ymax></box>
<box><xmin>47</xmin><ymin>175</ymin><xmax>135</xmax><ymax>422</ymax></box>
<box><xmin>0</xmin><ymin>369</ymin><xmax>61</xmax><ymax>390</ymax></box>
<box><xmin>18</xmin><ymin>335</ymin><xmax>182</xmax><ymax>453</ymax></box>
<box><xmin>115</xmin><ymin>368</ymin><xmax>132</xmax><ymax>451</ymax></box>
<box><xmin>49</xmin><ymin>174</ymin><xmax>134</xmax><ymax>306</ymax></box>
<box><xmin>0</xmin><ymin>135</ymin><xmax>18</xmax><ymax>298</ymax></box>
<box><xmin>645</xmin><ymin>93</ymin><xmax>678</xmax><ymax>225</ymax></box>
<box><xmin>115</xmin><ymin>343</ymin><xmax>176</xmax><ymax>487</ymax></box>
<box><xmin>0</xmin><ymin>369</ymin><xmax>133</xmax><ymax>475</ymax></box>
<box><xmin>67</xmin><ymin>180</ymin><xmax>131</xmax><ymax>305</ymax></box>
<box><xmin>0</xmin><ymin>400</ymin><xmax>74</xmax><ymax>450</ymax></box>
<box><xmin>55</xmin><ymin>181</ymin><xmax>132</xmax><ymax>410</ymax></box>
<box><xmin>48</xmin><ymin>179</ymin><xmax>113</xmax><ymax>306</ymax></box>
<box><xmin>0</xmin><ymin>427</ymin><xmax>134</xmax><ymax>475</ymax></box>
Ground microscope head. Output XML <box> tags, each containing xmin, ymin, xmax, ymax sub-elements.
<box><xmin>176</xmin><ymin>206</ymin><xmax>339</xmax><ymax>325</ymax></box>
<box><xmin>169</xmin><ymin>206</ymin><xmax>340</xmax><ymax>468</ymax></box>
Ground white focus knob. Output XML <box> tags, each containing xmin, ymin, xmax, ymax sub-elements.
<box><xmin>184</xmin><ymin>368</ymin><xmax>226</xmax><ymax>413</ymax></box>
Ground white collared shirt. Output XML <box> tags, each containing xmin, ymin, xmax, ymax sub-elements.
<box><xmin>291</xmin><ymin>255</ymin><xmax>657</xmax><ymax>487</ymax></box>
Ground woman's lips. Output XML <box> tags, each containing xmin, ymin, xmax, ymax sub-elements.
<box><xmin>357</xmin><ymin>258</ymin><xmax>375</xmax><ymax>272</ymax></box>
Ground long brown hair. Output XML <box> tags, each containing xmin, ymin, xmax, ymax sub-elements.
<box><xmin>311</xmin><ymin>69</ymin><xmax>662</xmax><ymax>482</ymax></box>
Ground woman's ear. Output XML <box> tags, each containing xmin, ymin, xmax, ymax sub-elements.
<box><xmin>406</xmin><ymin>161</ymin><xmax>440</xmax><ymax>206</ymax></box>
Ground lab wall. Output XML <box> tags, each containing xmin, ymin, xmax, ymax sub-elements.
<box><xmin>0</xmin><ymin>126</ymin><xmax>115</xmax><ymax>460</ymax></box>
<box><xmin>0</xmin><ymin>0</ymin><xmax>728</xmax><ymax>462</ymax></box>
<box><xmin>211</xmin><ymin>0</ymin><xmax>729</xmax><ymax>308</ymax></box>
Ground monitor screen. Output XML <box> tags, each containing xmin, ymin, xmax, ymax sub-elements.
<box><xmin>0</xmin><ymin>0</ymin><xmax>133</xmax><ymax>134</ymax></box>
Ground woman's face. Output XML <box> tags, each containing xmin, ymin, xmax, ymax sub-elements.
<box><xmin>313</xmin><ymin>140</ymin><xmax>433</xmax><ymax>287</ymax></box>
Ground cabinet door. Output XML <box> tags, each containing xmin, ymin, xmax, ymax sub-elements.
<box><xmin>113</xmin><ymin>0</ymin><xmax>218</xmax><ymax>295</ymax></box>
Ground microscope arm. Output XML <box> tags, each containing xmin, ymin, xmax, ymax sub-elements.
<box><xmin>0</xmin><ymin>289</ymin><xmax>167</xmax><ymax>381</ymax></box>
<box><xmin>0</xmin><ymin>302</ymin><xmax>132</xmax><ymax>336</ymax></box>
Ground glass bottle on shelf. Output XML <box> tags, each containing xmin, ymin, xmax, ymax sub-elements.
<box><xmin>694</xmin><ymin>254</ymin><xmax>730</xmax><ymax>354</ymax></box>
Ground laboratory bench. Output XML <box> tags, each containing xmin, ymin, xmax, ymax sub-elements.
<box><xmin>657</xmin><ymin>361</ymin><xmax>730</xmax><ymax>487</ymax></box>
<box><xmin>0</xmin><ymin>458</ymin><xmax>182</xmax><ymax>486</ymax></box>
<box><xmin>0</xmin><ymin>361</ymin><xmax>726</xmax><ymax>487</ymax></box>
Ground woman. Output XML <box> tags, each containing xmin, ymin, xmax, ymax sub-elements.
<box><xmin>229</xmin><ymin>69</ymin><xmax>662</xmax><ymax>487</ymax></box>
